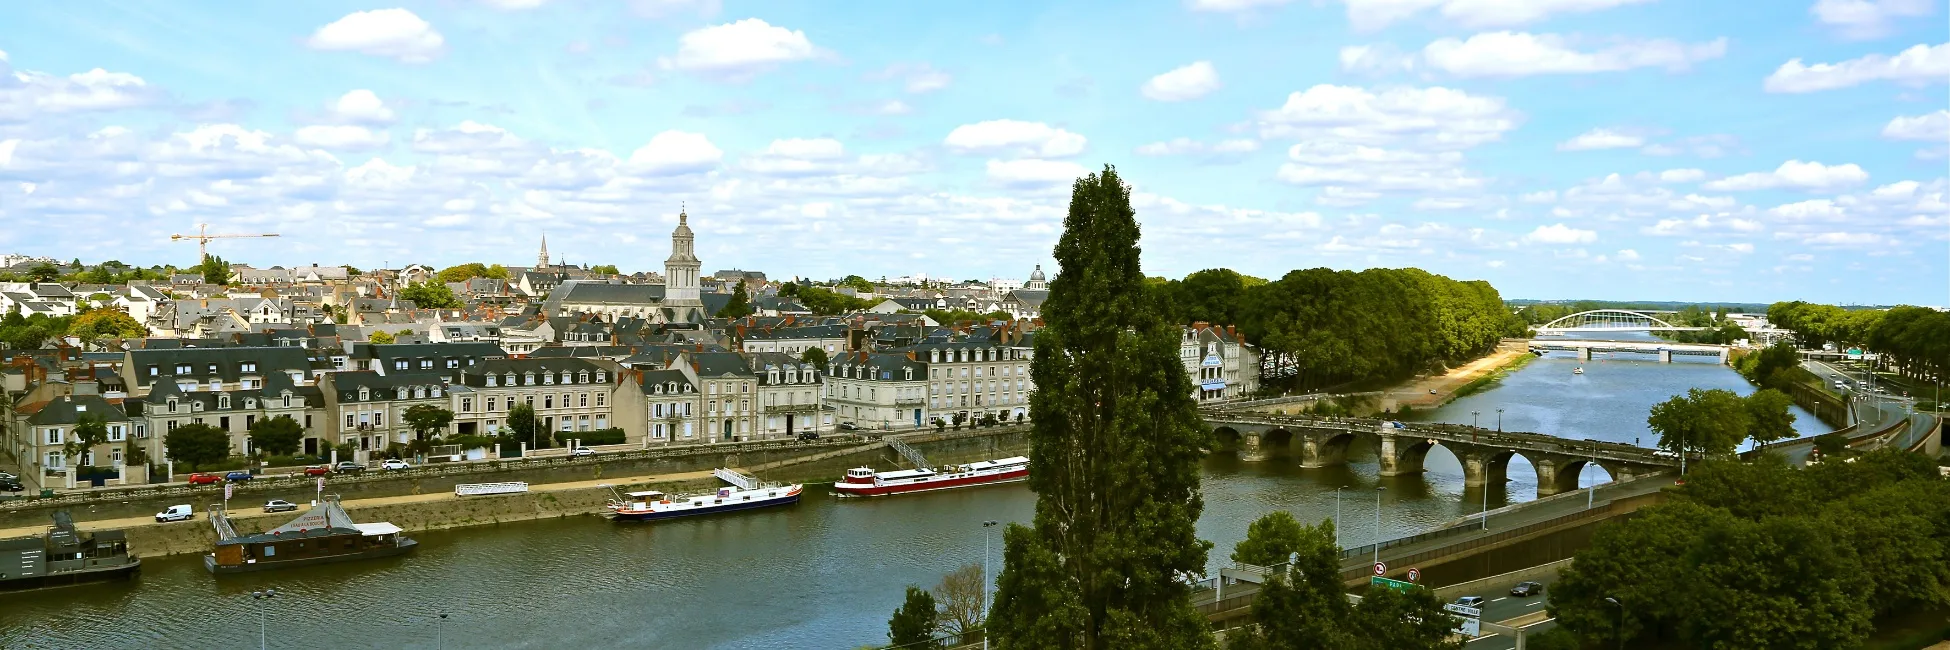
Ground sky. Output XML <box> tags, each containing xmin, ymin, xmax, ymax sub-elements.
<box><xmin>0</xmin><ymin>0</ymin><xmax>1944</xmax><ymax>304</ymax></box>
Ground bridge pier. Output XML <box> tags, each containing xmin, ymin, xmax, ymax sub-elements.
<box><xmin>1578</xmin><ymin>347</ymin><xmax>1592</xmax><ymax>362</ymax></box>
<box><xmin>1659</xmin><ymin>349</ymin><xmax>1672</xmax><ymax>363</ymax></box>
<box><xmin>1376</xmin><ymin>433</ymin><xmax>1411</xmax><ymax>477</ymax></box>
<box><xmin>1460</xmin><ymin>452</ymin><xmax>1509</xmax><ymax>488</ymax></box>
<box><xmin>1298</xmin><ymin>430</ymin><xmax>1356</xmax><ymax>468</ymax></box>
<box><xmin>1239</xmin><ymin>432</ymin><xmax>1268</xmax><ymax>462</ymax></box>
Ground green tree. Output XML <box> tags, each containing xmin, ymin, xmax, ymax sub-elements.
<box><xmin>888</xmin><ymin>586</ymin><xmax>941</xmax><ymax>649</ymax></box>
<box><xmin>26</xmin><ymin>262</ymin><xmax>60</xmax><ymax>283</ymax></box>
<box><xmin>1226</xmin><ymin>516</ymin><xmax>1353</xmax><ymax>650</ymax></box>
<box><xmin>63</xmin><ymin>414</ymin><xmax>110</xmax><ymax>468</ymax></box>
<box><xmin>800</xmin><ymin>347</ymin><xmax>829</xmax><ymax>372</ymax></box>
<box><xmin>1646</xmin><ymin>388</ymin><xmax>1752</xmax><ymax>464</ymax></box>
<box><xmin>193</xmin><ymin>254</ymin><xmax>230</xmax><ymax>285</ymax></box>
<box><xmin>987</xmin><ymin>166</ymin><xmax>1213</xmax><ymax>649</ymax></box>
<box><xmin>163</xmin><ymin>422</ymin><xmax>232</xmax><ymax>470</ymax></box>
<box><xmin>778</xmin><ymin>281</ymin><xmax>799</xmax><ymax>297</ymax></box>
<box><xmin>247</xmin><ymin>415</ymin><xmax>304</xmax><ymax>457</ymax></box>
<box><xmin>436</xmin><ymin>263</ymin><xmax>491</xmax><ymax>283</ymax></box>
<box><xmin>590</xmin><ymin>264</ymin><xmax>620</xmax><ymax>275</ymax></box>
<box><xmin>933</xmin><ymin>564</ymin><xmax>987</xmax><ymax>644</ymax></box>
<box><xmin>402</xmin><ymin>404</ymin><xmax>455</xmax><ymax>441</ymax></box>
<box><xmin>506</xmin><ymin>402</ymin><xmax>546</xmax><ymax>448</ymax></box>
<box><xmin>718</xmin><ymin>280</ymin><xmax>754</xmax><ymax>318</ymax></box>
<box><xmin>368</xmin><ymin>330</ymin><xmax>396</xmax><ymax>344</ymax></box>
<box><xmin>400</xmin><ymin>282</ymin><xmax>462</xmax><ymax>309</ymax></box>
<box><xmin>67</xmin><ymin>308</ymin><xmax>146</xmax><ymax>342</ymax></box>
<box><xmin>1230</xmin><ymin>511</ymin><xmax>1310</xmax><ymax>567</ymax></box>
<box><xmin>1743</xmin><ymin>388</ymin><xmax>1797</xmax><ymax>447</ymax></box>
<box><xmin>1353</xmin><ymin>587</ymin><xmax>1465</xmax><ymax>650</ymax></box>
<box><xmin>840</xmin><ymin>275</ymin><xmax>876</xmax><ymax>294</ymax></box>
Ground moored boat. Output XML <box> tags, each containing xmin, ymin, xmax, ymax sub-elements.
<box><xmin>204</xmin><ymin>496</ymin><xmax>416</xmax><ymax>574</ymax></box>
<box><xmin>0</xmin><ymin>511</ymin><xmax>140</xmax><ymax>592</ymax></box>
<box><xmin>607</xmin><ymin>468</ymin><xmax>802</xmax><ymax>521</ymax></box>
<box><xmin>833</xmin><ymin>456</ymin><xmax>1029</xmax><ymax>497</ymax></box>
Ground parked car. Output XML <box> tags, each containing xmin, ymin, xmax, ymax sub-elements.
<box><xmin>1453</xmin><ymin>596</ymin><xmax>1487</xmax><ymax>609</ymax></box>
<box><xmin>568</xmin><ymin>446</ymin><xmax>595</xmax><ymax>458</ymax></box>
<box><xmin>186</xmin><ymin>472</ymin><xmax>223</xmax><ymax>485</ymax></box>
<box><xmin>380</xmin><ymin>459</ymin><xmax>412</xmax><ymax>471</ymax></box>
<box><xmin>303</xmin><ymin>465</ymin><xmax>331</xmax><ymax>477</ymax></box>
<box><xmin>335</xmin><ymin>461</ymin><xmax>365</xmax><ymax>474</ymax></box>
<box><xmin>1510</xmin><ymin>581</ymin><xmax>1545</xmax><ymax>597</ymax></box>
<box><xmin>838</xmin><ymin>422</ymin><xmax>860</xmax><ymax>431</ymax></box>
<box><xmin>155</xmin><ymin>504</ymin><xmax>193</xmax><ymax>522</ymax></box>
<box><xmin>797</xmin><ymin>432</ymin><xmax>820</xmax><ymax>442</ymax></box>
<box><xmin>263</xmin><ymin>499</ymin><xmax>299</xmax><ymax>513</ymax></box>
<box><xmin>0</xmin><ymin>471</ymin><xmax>17</xmax><ymax>482</ymax></box>
<box><xmin>224</xmin><ymin>471</ymin><xmax>254</xmax><ymax>482</ymax></box>
<box><xmin>0</xmin><ymin>479</ymin><xmax>22</xmax><ymax>493</ymax></box>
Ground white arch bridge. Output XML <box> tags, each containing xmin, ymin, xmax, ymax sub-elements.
<box><xmin>1533</xmin><ymin>309</ymin><xmax>1708</xmax><ymax>335</ymax></box>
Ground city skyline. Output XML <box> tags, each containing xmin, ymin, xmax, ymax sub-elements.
<box><xmin>0</xmin><ymin>1</ymin><xmax>1944</xmax><ymax>304</ymax></box>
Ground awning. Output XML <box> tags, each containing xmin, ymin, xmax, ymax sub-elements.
<box><xmin>353</xmin><ymin>522</ymin><xmax>403</xmax><ymax>536</ymax></box>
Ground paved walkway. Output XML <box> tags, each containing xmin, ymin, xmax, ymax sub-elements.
<box><xmin>0</xmin><ymin>468</ymin><xmax>722</xmax><ymax>540</ymax></box>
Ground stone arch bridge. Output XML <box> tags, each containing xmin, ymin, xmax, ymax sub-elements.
<box><xmin>1206</xmin><ymin>414</ymin><xmax>1676</xmax><ymax>496</ymax></box>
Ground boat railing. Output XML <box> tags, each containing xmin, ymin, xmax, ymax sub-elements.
<box><xmin>209</xmin><ymin>503</ymin><xmax>238</xmax><ymax>541</ymax></box>
<box><xmin>455</xmin><ymin>482</ymin><xmax>529</xmax><ymax>497</ymax></box>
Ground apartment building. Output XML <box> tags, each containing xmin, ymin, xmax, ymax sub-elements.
<box><xmin>447</xmin><ymin>358</ymin><xmax>628</xmax><ymax>446</ymax></box>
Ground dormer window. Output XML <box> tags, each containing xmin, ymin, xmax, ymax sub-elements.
<box><xmin>577</xmin><ymin>371</ymin><xmax>589</xmax><ymax>384</ymax></box>
<box><xmin>192</xmin><ymin>401</ymin><xmax>204</xmax><ymax>412</ymax></box>
<box><xmin>431</xmin><ymin>386</ymin><xmax>442</xmax><ymax>397</ymax></box>
<box><xmin>930</xmin><ymin>350</ymin><xmax>939</xmax><ymax>363</ymax></box>
<box><xmin>207</xmin><ymin>363</ymin><xmax>219</xmax><ymax>374</ymax></box>
<box><xmin>904</xmin><ymin>368</ymin><xmax>914</xmax><ymax>380</ymax></box>
<box><xmin>486</xmin><ymin>375</ymin><xmax>498</xmax><ymax>387</ymax></box>
<box><xmin>561</xmin><ymin>371</ymin><xmax>571</xmax><ymax>384</ymax></box>
<box><xmin>414</xmin><ymin>387</ymin><xmax>426</xmax><ymax>399</ymax></box>
<box><xmin>245</xmin><ymin>399</ymin><xmax>256</xmax><ymax>409</ymax></box>
<box><xmin>505</xmin><ymin>373</ymin><xmax>516</xmax><ymax>385</ymax></box>
<box><xmin>175</xmin><ymin>364</ymin><xmax>192</xmax><ymax>375</ymax></box>
<box><xmin>543</xmin><ymin>373</ymin><xmax>554</xmax><ymax>385</ymax></box>
<box><xmin>240</xmin><ymin>362</ymin><xmax>257</xmax><ymax>373</ymax></box>
<box><xmin>359</xmin><ymin>387</ymin><xmax>370</xmax><ymax>401</ymax></box>
<box><xmin>217</xmin><ymin>394</ymin><xmax>230</xmax><ymax>409</ymax></box>
<box><xmin>595</xmin><ymin>371</ymin><xmax>606</xmax><ymax>383</ymax></box>
<box><xmin>281</xmin><ymin>394</ymin><xmax>291</xmax><ymax>408</ymax></box>
<box><xmin>525</xmin><ymin>372</ymin><xmax>536</xmax><ymax>385</ymax></box>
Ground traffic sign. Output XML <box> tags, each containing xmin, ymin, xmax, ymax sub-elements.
<box><xmin>1373</xmin><ymin>561</ymin><xmax>1387</xmax><ymax>576</ymax></box>
<box><xmin>1370</xmin><ymin>576</ymin><xmax>1416</xmax><ymax>593</ymax></box>
<box><xmin>1406</xmin><ymin>567</ymin><xmax>1420</xmax><ymax>582</ymax></box>
<box><xmin>224</xmin><ymin>482</ymin><xmax>233</xmax><ymax>500</ymax></box>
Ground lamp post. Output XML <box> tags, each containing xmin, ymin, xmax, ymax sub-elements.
<box><xmin>250</xmin><ymin>588</ymin><xmax>278</xmax><ymax>650</ymax></box>
<box><xmin>982</xmin><ymin>520</ymin><xmax>998</xmax><ymax>650</ymax></box>
<box><xmin>1605</xmin><ymin>596</ymin><xmax>1626</xmax><ymax>650</ymax></box>
<box><xmin>1471</xmin><ymin>410</ymin><xmax>1480</xmax><ymax>429</ymax></box>
<box><xmin>1373</xmin><ymin>486</ymin><xmax>1385</xmax><ymax>566</ymax></box>
<box><xmin>1333</xmin><ymin>485</ymin><xmax>1348</xmax><ymax>549</ymax></box>
<box><xmin>1496</xmin><ymin>408</ymin><xmax>1504</xmax><ymax>433</ymax></box>
<box><xmin>436</xmin><ymin>613</ymin><xmax>449</xmax><ymax>649</ymax></box>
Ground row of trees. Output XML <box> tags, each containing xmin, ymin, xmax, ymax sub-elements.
<box><xmin>1771</xmin><ymin>301</ymin><xmax>1950</xmax><ymax>385</ymax></box>
<box><xmin>1</xmin><ymin>305</ymin><xmax>150</xmax><ymax>349</ymax></box>
<box><xmin>924</xmin><ymin>308</ymin><xmax>1012</xmax><ymax>324</ymax></box>
<box><xmin>1550</xmin><ymin>449</ymin><xmax>1949</xmax><ymax>648</ymax></box>
<box><xmin>435</xmin><ymin>262</ymin><xmax>510</xmax><ymax>284</ymax></box>
<box><xmin>1645</xmin><ymin>387</ymin><xmax>1798</xmax><ymax>459</ymax></box>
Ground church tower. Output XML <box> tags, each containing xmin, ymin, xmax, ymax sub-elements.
<box><xmin>664</xmin><ymin>207</ymin><xmax>703</xmax><ymax>313</ymax></box>
<box><xmin>538</xmin><ymin>234</ymin><xmax>550</xmax><ymax>269</ymax></box>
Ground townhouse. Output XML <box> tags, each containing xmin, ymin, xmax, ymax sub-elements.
<box><xmin>904</xmin><ymin>334</ymin><xmax>1035</xmax><ymax>426</ymax></box>
<box><xmin>630</xmin><ymin>368</ymin><xmax>702</xmax><ymax>446</ymax></box>
<box><xmin>120</xmin><ymin>346</ymin><xmax>329</xmax><ymax>459</ymax></box>
<box><xmin>750</xmin><ymin>352</ymin><xmax>824</xmax><ymax>439</ymax></box>
<box><xmin>321</xmin><ymin>371</ymin><xmax>453</xmax><ymax>458</ymax></box>
<box><xmin>1180</xmin><ymin>323</ymin><xmax>1261</xmax><ymax>403</ymax></box>
<box><xmin>738</xmin><ymin>324</ymin><xmax>849</xmax><ymax>357</ymax></box>
<box><xmin>663</xmin><ymin>352</ymin><xmax>759</xmax><ymax>443</ymax></box>
<box><xmin>823</xmin><ymin>352</ymin><xmax>929</xmax><ymax>430</ymax></box>
<box><xmin>446</xmin><ymin>358</ymin><xmax>631</xmax><ymax>446</ymax></box>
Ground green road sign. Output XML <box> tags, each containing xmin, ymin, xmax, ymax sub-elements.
<box><xmin>1371</xmin><ymin>576</ymin><xmax>1417</xmax><ymax>593</ymax></box>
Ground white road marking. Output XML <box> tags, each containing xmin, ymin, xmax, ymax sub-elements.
<box><xmin>1490</xmin><ymin>596</ymin><xmax>1509</xmax><ymax>603</ymax></box>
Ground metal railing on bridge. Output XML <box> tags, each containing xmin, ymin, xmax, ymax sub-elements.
<box><xmin>1336</xmin><ymin>501</ymin><xmax>1627</xmax><ymax>583</ymax></box>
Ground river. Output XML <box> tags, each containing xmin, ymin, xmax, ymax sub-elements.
<box><xmin>3</xmin><ymin>341</ymin><xmax>1802</xmax><ymax>649</ymax></box>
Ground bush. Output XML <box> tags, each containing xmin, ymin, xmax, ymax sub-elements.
<box><xmin>572</xmin><ymin>427</ymin><xmax>627</xmax><ymax>446</ymax></box>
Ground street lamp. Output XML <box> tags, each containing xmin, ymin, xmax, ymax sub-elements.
<box><xmin>436</xmin><ymin>613</ymin><xmax>449</xmax><ymax>649</ymax></box>
<box><xmin>1333</xmin><ymin>485</ymin><xmax>1348</xmax><ymax>549</ymax></box>
<box><xmin>1605</xmin><ymin>596</ymin><xmax>1626</xmax><ymax>650</ymax></box>
<box><xmin>982</xmin><ymin>520</ymin><xmax>999</xmax><ymax>650</ymax></box>
<box><xmin>1471</xmin><ymin>410</ymin><xmax>1480</xmax><ymax>429</ymax></box>
<box><xmin>1496</xmin><ymin>408</ymin><xmax>1504</xmax><ymax>433</ymax></box>
<box><xmin>250</xmin><ymin>588</ymin><xmax>278</xmax><ymax>650</ymax></box>
<box><xmin>1373</xmin><ymin>486</ymin><xmax>1385</xmax><ymax>566</ymax></box>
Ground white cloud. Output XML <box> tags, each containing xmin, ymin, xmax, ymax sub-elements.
<box><xmin>1811</xmin><ymin>0</ymin><xmax>1934</xmax><ymax>40</ymax></box>
<box><xmin>985</xmin><ymin>159</ymin><xmax>1089</xmax><ymax>188</ymax></box>
<box><xmin>1134</xmin><ymin>137</ymin><xmax>1258</xmax><ymax>159</ymax></box>
<box><xmin>1659</xmin><ymin>168</ymin><xmax>1706</xmax><ymax>183</ymax></box>
<box><xmin>870</xmin><ymin>64</ymin><xmax>952</xmax><ymax>94</ymax></box>
<box><xmin>874</xmin><ymin>100</ymin><xmax>913</xmax><ymax>116</ymax></box>
<box><xmin>293</xmin><ymin>125</ymin><xmax>390</xmax><ymax>150</ymax></box>
<box><xmin>0</xmin><ymin>139</ymin><xmax>15</xmax><ymax>167</ymax></box>
<box><xmin>1276</xmin><ymin>142</ymin><xmax>1486</xmax><ymax>195</ymax></box>
<box><xmin>1644</xmin><ymin>212</ymin><xmax>1766</xmax><ymax>235</ymax></box>
<box><xmin>1523</xmin><ymin>223</ymin><xmax>1597</xmax><ymax>244</ymax></box>
<box><xmin>1340</xmin><ymin>44</ymin><xmax>1416</xmax><ymax>75</ymax></box>
<box><xmin>1255</xmin><ymin>84</ymin><xmax>1521</xmax><ymax>150</ymax></box>
<box><xmin>1616</xmin><ymin>248</ymin><xmax>1640</xmax><ymax>261</ymax></box>
<box><xmin>1520</xmin><ymin>190</ymin><xmax>1557</xmax><ymax>203</ymax></box>
<box><xmin>305</xmin><ymin>9</ymin><xmax>445</xmax><ymax>64</ymax></box>
<box><xmin>411</xmin><ymin>121</ymin><xmax>528</xmax><ymax>155</ymax></box>
<box><xmin>626</xmin><ymin>130</ymin><xmax>723</xmax><ymax>175</ymax></box>
<box><xmin>1764</xmin><ymin>42</ymin><xmax>1950</xmax><ymax>93</ymax></box>
<box><xmin>1141</xmin><ymin>61</ymin><xmax>1221</xmax><ymax>102</ymax></box>
<box><xmin>1339</xmin><ymin>0</ymin><xmax>1654</xmax><ymax>32</ymax></box>
<box><xmin>659</xmin><ymin>19</ymin><xmax>819</xmax><ymax>79</ymax></box>
<box><xmin>323</xmin><ymin>90</ymin><xmax>396</xmax><ymax>126</ymax></box>
<box><xmin>1703</xmin><ymin>160</ymin><xmax>1869</xmax><ymax>191</ymax></box>
<box><xmin>1767</xmin><ymin>199</ymin><xmax>1849</xmax><ymax>221</ymax></box>
<box><xmin>1882</xmin><ymin>110</ymin><xmax>1950</xmax><ymax>141</ymax></box>
<box><xmin>0</xmin><ymin>58</ymin><xmax>163</xmax><ymax>123</ymax></box>
<box><xmin>1639</xmin><ymin>134</ymin><xmax>1741</xmax><ymax>158</ymax></box>
<box><xmin>1800</xmin><ymin>231</ymin><xmax>1887</xmax><ymax>247</ymax></box>
<box><xmin>1422</xmin><ymin>32</ymin><xmax>1727</xmax><ymax>78</ymax></box>
<box><xmin>1558</xmin><ymin>128</ymin><xmax>1645</xmax><ymax>151</ymax></box>
<box><xmin>944</xmin><ymin>120</ymin><xmax>1087</xmax><ymax>158</ymax></box>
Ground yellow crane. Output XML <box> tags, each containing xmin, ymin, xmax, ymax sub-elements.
<box><xmin>170</xmin><ymin>223</ymin><xmax>279</xmax><ymax>261</ymax></box>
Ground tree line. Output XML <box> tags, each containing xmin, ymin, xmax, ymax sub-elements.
<box><xmin>1150</xmin><ymin>267</ymin><xmax>1526</xmax><ymax>393</ymax></box>
<box><xmin>1770</xmin><ymin>301</ymin><xmax>1949</xmax><ymax>385</ymax></box>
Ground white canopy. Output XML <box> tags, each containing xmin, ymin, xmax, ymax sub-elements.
<box><xmin>353</xmin><ymin>522</ymin><xmax>403</xmax><ymax>536</ymax></box>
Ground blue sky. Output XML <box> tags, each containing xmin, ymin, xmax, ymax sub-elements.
<box><xmin>0</xmin><ymin>0</ymin><xmax>1943</xmax><ymax>304</ymax></box>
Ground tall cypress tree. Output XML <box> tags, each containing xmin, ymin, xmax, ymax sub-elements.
<box><xmin>986</xmin><ymin>166</ymin><xmax>1213</xmax><ymax>649</ymax></box>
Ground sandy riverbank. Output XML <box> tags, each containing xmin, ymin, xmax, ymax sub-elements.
<box><xmin>1388</xmin><ymin>344</ymin><xmax>1533</xmax><ymax>410</ymax></box>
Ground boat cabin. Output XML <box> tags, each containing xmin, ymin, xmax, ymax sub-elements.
<box><xmin>0</xmin><ymin>516</ymin><xmax>132</xmax><ymax>580</ymax></box>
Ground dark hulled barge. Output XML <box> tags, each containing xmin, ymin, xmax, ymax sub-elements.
<box><xmin>205</xmin><ymin>496</ymin><xmax>416</xmax><ymax>574</ymax></box>
<box><xmin>0</xmin><ymin>511</ymin><xmax>141</xmax><ymax>592</ymax></box>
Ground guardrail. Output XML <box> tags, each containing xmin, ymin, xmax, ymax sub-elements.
<box><xmin>1338</xmin><ymin>502</ymin><xmax>1625</xmax><ymax>583</ymax></box>
<box><xmin>455</xmin><ymin>482</ymin><xmax>529</xmax><ymax>497</ymax></box>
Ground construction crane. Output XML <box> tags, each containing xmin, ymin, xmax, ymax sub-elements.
<box><xmin>170</xmin><ymin>223</ymin><xmax>279</xmax><ymax>261</ymax></box>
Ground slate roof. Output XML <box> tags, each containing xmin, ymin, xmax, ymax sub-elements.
<box><xmin>126</xmin><ymin>346</ymin><xmax>315</xmax><ymax>389</ymax></box>
<box><xmin>557</xmin><ymin>283</ymin><xmax>665</xmax><ymax>305</ymax></box>
<box><xmin>23</xmin><ymin>394</ymin><xmax>130</xmax><ymax>426</ymax></box>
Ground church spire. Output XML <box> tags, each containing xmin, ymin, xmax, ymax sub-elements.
<box><xmin>538</xmin><ymin>233</ymin><xmax>550</xmax><ymax>269</ymax></box>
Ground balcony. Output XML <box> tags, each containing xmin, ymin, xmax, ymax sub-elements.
<box><xmin>763</xmin><ymin>403</ymin><xmax>820</xmax><ymax>414</ymax></box>
<box><xmin>895</xmin><ymin>397</ymin><xmax>926</xmax><ymax>406</ymax></box>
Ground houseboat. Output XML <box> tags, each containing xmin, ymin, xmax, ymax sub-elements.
<box><xmin>833</xmin><ymin>456</ymin><xmax>1030</xmax><ymax>497</ymax></box>
<box><xmin>606</xmin><ymin>468</ymin><xmax>802</xmax><ymax>521</ymax></box>
<box><xmin>0</xmin><ymin>511</ymin><xmax>141</xmax><ymax>592</ymax></box>
<box><xmin>204</xmin><ymin>496</ymin><xmax>416</xmax><ymax>574</ymax></box>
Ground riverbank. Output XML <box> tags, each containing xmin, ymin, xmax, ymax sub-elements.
<box><xmin>1391</xmin><ymin>343</ymin><xmax>1534</xmax><ymax>411</ymax></box>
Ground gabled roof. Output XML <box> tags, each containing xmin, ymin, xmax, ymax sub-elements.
<box><xmin>24</xmin><ymin>394</ymin><xmax>130</xmax><ymax>425</ymax></box>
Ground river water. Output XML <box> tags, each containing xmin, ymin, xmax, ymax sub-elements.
<box><xmin>3</xmin><ymin>340</ymin><xmax>1802</xmax><ymax>649</ymax></box>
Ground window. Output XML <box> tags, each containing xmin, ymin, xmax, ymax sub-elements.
<box><xmin>346</xmin><ymin>414</ymin><xmax>355</xmax><ymax>428</ymax></box>
<box><xmin>578</xmin><ymin>371</ymin><xmax>589</xmax><ymax>384</ymax></box>
<box><xmin>559</xmin><ymin>418</ymin><xmax>573</xmax><ymax>432</ymax></box>
<box><xmin>578</xmin><ymin>415</ymin><xmax>591</xmax><ymax>431</ymax></box>
<box><xmin>394</xmin><ymin>360</ymin><xmax>408</xmax><ymax>371</ymax></box>
<box><xmin>683</xmin><ymin>403</ymin><xmax>692</xmax><ymax>416</ymax></box>
<box><xmin>654</xmin><ymin>423</ymin><xmax>666</xmax><ymax>439</ymax></box>
<box><xmin>545</xmin><ymin>395</ymin><xmax>554</xmax><ymax>409</ymax></box>
<box><xmin>487</xmin><ymin>375</ymin><xmax>498</xmax><ymax>387</ymax></box>
<box><xmin>148</xmin><ymin>365</ymin><xmax>158</xmax><ymax>377</ymax></box>
<box><xmin>710</xmin><ymin>383</ymin><xmax>719</xmax><ymax>395</ymax></box>
<box><xmin>375</xmin><ymin>411</ymin><xmax>385</xmax><ymax>426</ymax></box>
<box><xmin>135</xmin><ymin>424</ymin><xmax>147</xmax><ymax>439</ymax></box>
<box><xmin>486</xmin><ymin>397</ymin><xmax>497</xmax><ymax>411</ymax></box>
<box><xmin>580</xmin><ymin>393</ymin><xmax>589</xmax><ymax>407</ymax></box>
<box><xmin>595</xmin><ymin>393</ymin><xmax>605</xmax><ymax>407</ymax></box>
<box><xmin>45</xmin><ymin>451</ymin><xmax>61</xmax><ymax>469</ymax></box>
<box><xmin>45</xmin><ymin>428</ymin><xmax>62</xmax><ymax>445</ymax></box>
<box><xmin>595</xmin><ymin>371</ymin><xmax>606</xmax><ymax>383</ymax></box>
<box><xmin>525</xmin><ymin>395</ymin><xmax>534</xmax><ymax>407</ymax></box>
<box><xmin>654</xmin><ymin>403</ymin><xmax>664</xmax><ymax>417</ymax></box>
<box><xmin>741</xmin><ymin>383</ymin><xmax>749</xmax><ymax>393</ymax></box>
<box><xmin>207</xmin><ymin>363</ymin><xmax>219</xmax><ymax>375</ymax></box>
<box><xmin>175</xmin><ymin>364</ymin><xmax>192</xmax><ymax>374</ymax></box>
<box><xmin>167</xmin><ymin>421</ymin><xmax>178</xmax><ymax>431</ymax></box>
<box><xmin>419</xmin><ymin>359</ymin><xmax>433</xmax><ymax>370</ymax></box>
<box><xmin>446</xmin><ymin>359</ymin><xmax>460</xmax><ymax>369</ymax></box>
<box><xmin>461</xmin><ymin>398</ymin><xmax>473</xmax><ymax>412</ymax></box>
<box><xmin>218</xmin><ymin>394</ymin><xmax>230</xmax><ymax>409</ymax></box>
<box><xmin>543</xmin><ymin>373</ymin><xmax>554</xmax><ymax>385</ymax></box>
<box><xmin>241</xmin><ymin>362</ymin><xmax>257</xmax><ymax>373</ymax></box>
<box><xmin>304</xmin><ymin>414</ymin><xmax>312</xmax><ymax>428</ymax></box>
<box><xmin>244</xmin><ymin>415</ymin><xmax>255</xmax><ymax>429</ymax></box>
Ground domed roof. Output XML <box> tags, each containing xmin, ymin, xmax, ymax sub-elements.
<box><xmin>672</xmin><ymin>208</ymin><xmax>693</xmax><ymax>237</ymax></box>
<box><xmin>1029</xmin><ymin>264</ymin><xmax>1045</xmax><ymax>281</ymax></box>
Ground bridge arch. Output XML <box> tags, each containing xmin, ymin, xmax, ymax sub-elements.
<box><xmin>1543</xmin><ymin>458</ymin><xmax>1616</xmax><ymax>496</ymax></box>
<box><xmin>1538</xmin><ymin>309</ymin><xmax>1679</xmax><ymax>331</ymax></box>
<box><xmin>1212</xmin><ymin>426</ymin><xmax>1243</xmax><ymax>451</ymax></box>
<box><xmin>1300</xmin><ymin>430</ymin><xmax>1362</xmax><ymax>468</ymax></box>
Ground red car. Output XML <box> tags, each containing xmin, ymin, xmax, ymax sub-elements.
<box><xmin>302</xmin><ymin>465</ymin><xmax>331</xmax><ymax>477</ymax></box>
<box><xmin>186</xmin><ymin>472</ymin><xmax>222</xmax><ymax>485</ymax></box>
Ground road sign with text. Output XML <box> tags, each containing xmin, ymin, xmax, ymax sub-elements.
<box><xmin>1370</xmin><ymin>576</ymin><xmax>1417</xmax><ymax>593</ymax></box>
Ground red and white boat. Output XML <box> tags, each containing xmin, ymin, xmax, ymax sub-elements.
<box><xmin>833</xmin><ymin>456</ymin><xmax>1030</xmax><ymax>497</ymax></box>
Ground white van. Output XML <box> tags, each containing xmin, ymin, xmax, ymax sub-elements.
<box><xmin>155</xmin><ymin>504</ymin><xmax>193</xmax><ymax>522</ymax></box>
